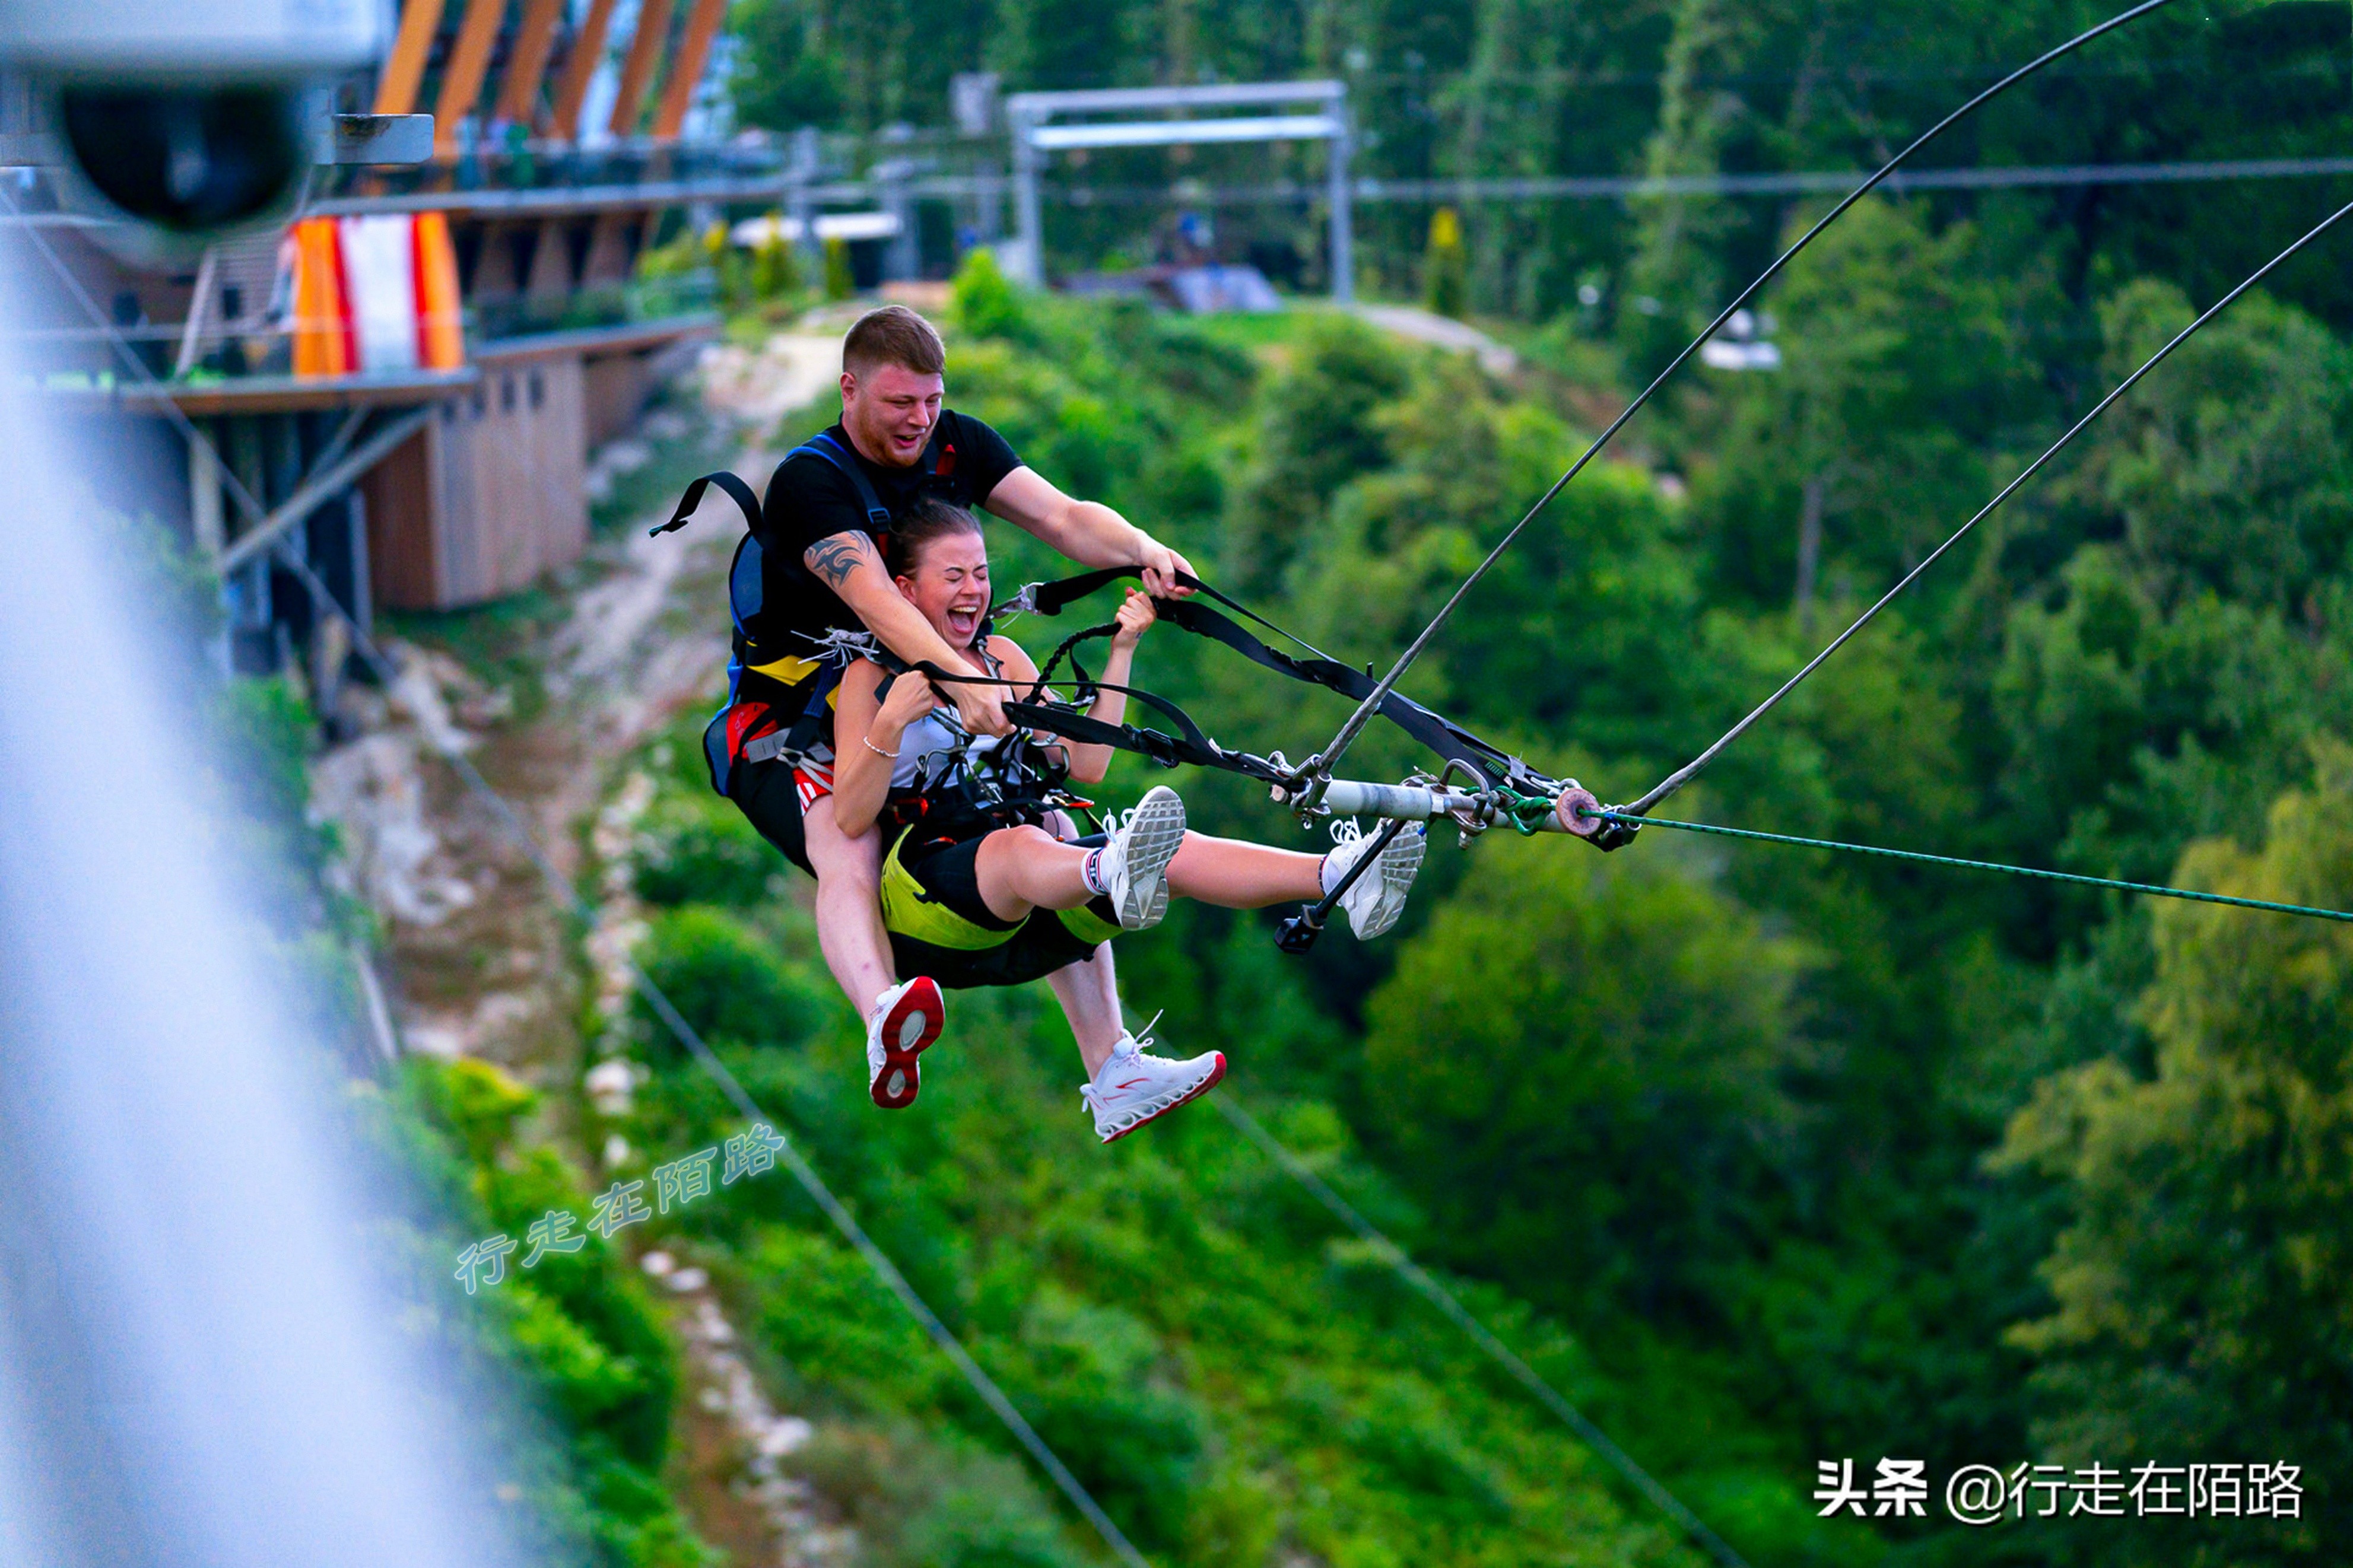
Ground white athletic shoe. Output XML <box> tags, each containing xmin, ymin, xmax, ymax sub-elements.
<box><xmin>1079</xmin><ymin>1026</ymin><xmax>1225</xmax><ymax>1144</ymax></box>
<box><xmin>1095</xmin><ymin>785</ymin><xmax>1187</xmax><ymax>931</ymax></box>
<box><xmin>866</xmin><ymin>976</ymin><xmax>945</xmax><ymax>1109</ymax></box>
<box><xmin>1322</xmin><ymin>819</ymin><xmax>1427</xmax><ymax>940</ymax></box>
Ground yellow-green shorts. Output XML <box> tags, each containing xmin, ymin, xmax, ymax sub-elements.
<box><xmin>880</xmin><ymin>831</ymin><xmax>1124</xmax><ymax>990</ymax></box>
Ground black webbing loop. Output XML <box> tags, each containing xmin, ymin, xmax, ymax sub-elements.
<box><xmin>652</xmin><ymin>470</ymin><xmax>763</xmax><ymax>537</ymax></box>
<box><xmin>1002</xmin><ymin>567</ymin><xmax>1550</xmax><ymax>793</ymax></box>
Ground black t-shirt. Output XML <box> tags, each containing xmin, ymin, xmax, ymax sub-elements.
<box><xmin>752</xmin><ymin>411</ymin><xmax>1021</xmax><ymax>656</ymax></box>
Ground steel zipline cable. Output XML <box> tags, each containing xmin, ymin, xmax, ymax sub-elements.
<box><xmin>1587</xmin><ymin>813</ymin><xmax>2353</xmax><ymax>923</ymax></box>
<box><xmin>1211</xmin><ymin>1093</ymin><xmax>1755</xmax><ymax>1568</ymax></box>
<box><xmin>1625</xmin><ymin>190</ymin><xmax>2353</xmax><ymax>818</ymax></box>
<box><xmin>2</xmin><ymin>189</ymin><xmax>1158</xmax><ymax>1568</ymax></box>
<box><xmin>1301</xmin><ymin>0</ymin><xmax>2176</xmax><ymax>795</ymax></box>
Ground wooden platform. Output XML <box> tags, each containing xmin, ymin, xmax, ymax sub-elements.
<box><xmin>360</xmin><ymin>314</ymin><xmax>717</xmax><ymax>609</ymax></box>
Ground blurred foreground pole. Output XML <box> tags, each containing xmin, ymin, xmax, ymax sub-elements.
<box><xmin>0</xmin><ymin>260</ymin><xmax>512</xmax><ymax>1566</ymax></box>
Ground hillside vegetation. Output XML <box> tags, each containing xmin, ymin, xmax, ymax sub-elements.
<box><xmin>447</xmin><ymin>224</ymin><xmax>2352</xmax><ymax>1566</ymax></box>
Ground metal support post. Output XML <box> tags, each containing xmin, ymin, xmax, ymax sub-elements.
<box><xmin>789</xmin><ymin>125</ymin><xmax>820</xmax><ymax>273</ymax></box>
<box><xmin>1010</xmin><ymin>108</ymin><xmax>1044</xmax><ymax>286</ymax></box>
<box><xmin>977</xmin><ymin>161</ymin><xmax>1004</xmax><ymax>244</ymax></box>
<box><xmin>186</xmin><ymin>418</ymin><xmax>225</xmax><ymax>562</ymax></box>
<box><xmin>1328</xmin><ymin>117</ymin><xmax>1354</xmax><ymax>303</ymax></box>
<box><xmin>877</xmin><ymin>157</ymin><xmax>918</xmax><ymax>282</ymax></box>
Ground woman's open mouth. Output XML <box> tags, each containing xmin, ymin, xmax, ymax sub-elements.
<box><xmin>945</xmin><ymin>606</ymin><xmax>980</xmax><ymax>643</ymax></box>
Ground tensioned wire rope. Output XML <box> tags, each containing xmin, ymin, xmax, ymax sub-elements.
<box><xmin>1624</xmin><ymin>193</ymin><xmax>2353</xmax><ymax>816</ymax></box>
<box><xmin>1581</xmin><ymin>192</ymin><xmax>2353</xmax><ymax>912</ymax></box>
<box><xmin>0</xmin><ymin>186</ymin><xmax>1158</xmax><ymax>1568</ymax></box>
<box><xmin>1301</xmin><ymin>0</ymin><xmax>2178</xmax><ymax>792</ymax></box>
<box><xmin>1584</xmin><ymin>813</ymin><xmax>2353</xmax><ymax>924</ymax></box>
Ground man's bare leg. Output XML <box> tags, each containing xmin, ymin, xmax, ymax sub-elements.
<box><xmin>1055</xmin><ymin>939</ymin><xmax>1227</xmax><ymax>1143</ymax></box>
<box><xmin>1046</xmin><ymin>944</ymin><xmax>1127</xmax><ymax>1078</ymax></box>
<box><xmin>804</xmin><ymin>793</ymin><xmax>896</xmax><ymax>1017</ymax></box>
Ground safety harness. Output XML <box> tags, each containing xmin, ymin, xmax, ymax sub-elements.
<box><xmin>985</xmin><ymin>567</ymin><xmax>1566</xmax><ymax>808</ymax></box>
<box><xmin>655</xmin><ymin>431</ymin><xmax>963</xmax><ymax>799</ymax></box>
<box><xmin>656</xmin><ymin>466</ymin><xmax>1565</xmax><ymax>831</ymax></box>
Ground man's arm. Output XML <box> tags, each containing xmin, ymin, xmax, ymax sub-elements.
<box><xmin>806</xmin><ymin>533</ymin><xmax>1012</xmax><ymax>736</ymax></box>
<box><xmin>982</xmin><ymin>467</ymin><xmax>1196</xmax><ymax>596</ymax></box>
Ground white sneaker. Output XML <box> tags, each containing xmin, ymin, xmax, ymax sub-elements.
<box><xmin>1079</xmin><ymin>1027</ymin><xmax>1225</xmax><ymax>1144</ymax></box>
<box><xmin>1322</xmin><ymin>819</ymin><xmax>1427</xmax><ymax>940</ymax></box>
<box><xmin>866</xmin><ymin>976</ymin><xmax>944</xmax><ymax>1109</ymax></box>
<box><xmin>1094</xmin><ymin>785</ymin><xmax>1187</xmax><ymax>930</ymax></box>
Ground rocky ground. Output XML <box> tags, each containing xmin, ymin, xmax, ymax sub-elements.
<box><xmin>312</xmin><ymin>331</ymin><xmax>851</xmax><ymax>1566</ymax></box>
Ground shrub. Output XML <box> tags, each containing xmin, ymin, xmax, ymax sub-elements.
<box><xmin>634</xmin><ymin>906</ymin><xmax>830</xmax><ymax>1051</ymax></box>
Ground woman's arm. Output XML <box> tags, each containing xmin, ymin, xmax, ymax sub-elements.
<box><xmin>1017</xmin><ymin>590</ymin><xmax>1154</xmax><ymax>786</ymax></box>
<box><xmin>831</xmin><ymin>659</ymin><xmax>936</xmax><ymax>838</ymax></box>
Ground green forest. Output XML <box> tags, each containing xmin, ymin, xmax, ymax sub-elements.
<box><xmin>274</xmin><ymin>4</ymin><xmax>2353</xmax><ymax>1565</ymax></box>
<box><xmin>729</xmin><ymin>0</ymin><xmax>2353</xmax><ymax>325</ymax></box>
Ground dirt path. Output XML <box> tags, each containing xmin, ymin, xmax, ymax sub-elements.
<box><xmin>1348</xmin><ymin>301</ymin><xmax>1519</xmax><ymax>374</ymax></box>
<box><xmin>313</xmin><ymin>333</ymin><xmax>849</xmax><ymax>1566</ymax></box>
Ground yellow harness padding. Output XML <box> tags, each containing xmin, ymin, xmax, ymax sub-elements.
<box><xmin>879</xmin><ymin>836</ymin><xmax>1007</xmax><ymax>950</ymax></box>
<box><xmin>747</xmin><ymin>653</ymin><xmax>825</xmax><ymax>686</ymax></box>
<box><xmin>878</xmin><ymin>835</ymin><xmax>1123</xmax><ymax>952</ymax></box>
<box><xmin>1054</xmin><ymin>902</ymin><xmax>1122</xmax><ymax>946</ymax></box>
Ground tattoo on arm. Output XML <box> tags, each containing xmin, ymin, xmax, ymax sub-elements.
<box><xmin>805</xmin><ymin>532</ymin><xmax>879</xmax><ymax>590</ymax></box>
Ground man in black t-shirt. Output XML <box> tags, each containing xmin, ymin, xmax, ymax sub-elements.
<box><xmin>724</xmin><ymin>305</ymin><xmax>1195</xmax><ymax>1102</ymax></box>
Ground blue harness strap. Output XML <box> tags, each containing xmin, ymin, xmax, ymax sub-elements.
<box><xmin>656</xmin><ymin>434</ymin><xmax>941</xmax><ymax>798</ymax></box>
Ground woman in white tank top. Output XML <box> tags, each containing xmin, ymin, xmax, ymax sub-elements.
<box><xmin>825</xmin><ymin>500</ymin><xmax>1429</xmax><ymax>1144</ymax></box>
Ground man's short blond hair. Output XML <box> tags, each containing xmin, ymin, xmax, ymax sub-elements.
<box><xmin>843</xmin><ymin>304</ymin><xmax>946</xmax><ymax>379</ymax></box>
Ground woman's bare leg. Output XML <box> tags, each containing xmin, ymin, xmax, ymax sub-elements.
<box><xmin>975</xmin><ymin>826</ymin><xmax>1324</xmax><ymax>921</ymax></box>
<box><xmin>1166</xmin><ymin>833</ymin><xmax>1322</xmax><ymax>908</ymax></box>
<box><xmin>971</xmin><ymin>824</ymin><xmax>1091</xmax><ymax>922</ymax></box>
<box><xmin>1046</xmin><ymin>944</ymin><xmax>1126</xmax><ymax>1077</ymax></box>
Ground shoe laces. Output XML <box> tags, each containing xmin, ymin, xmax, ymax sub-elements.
<box><xmin>1328</xmin><ymin>817</ymin><xmax>1364</xmax><ymax>848</ymax></box>
<box><xmin>1105</xmin><ymin>1012</ymin><xmax>1163</xmax><ymax>1063</ymax></box>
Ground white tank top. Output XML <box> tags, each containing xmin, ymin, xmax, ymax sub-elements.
<box><xmin>881</xmin><ymin>648</ymin><xmax>1009</xmax><ymax>794</ymax></box>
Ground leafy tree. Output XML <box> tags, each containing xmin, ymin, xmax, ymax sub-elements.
<box><xmin>1997</xmin><ymin>742</ymin><xmax>2353</xmax><ymax>1562</ymax></box>
<box><xmin>2080</xmin><ymin>279</ymin><xmax>2353</xmax><ymax>613</ymax></box>
<box><xmin>728</xmin><ymin>0</ymin><xmax>992</xmax><ymax>132</ymax></box>
<box><xmin>1687</xmin><ymin>198</ymin><xmax>2030</xmax><ymax>612</ymax></box>
<box><xmin>1223</xmin><ymin>315</ymin><xmax>1412</xmax><ymax>594</ymax></box>
<box><xmin>1992</xmin><ymin>545</ymin><xmax>2351</xmax><ymax>893</ymax></box>
<box><xmin>1359</xmin><ymin>836</ymin><xmax>1813</xmax><ymax>1324</ymax></box>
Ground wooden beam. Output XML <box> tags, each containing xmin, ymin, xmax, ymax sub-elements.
<box><xmin>218</xmin><ymin>408</ymin><xmax>438</xmax><ymax>574</ymax></box>
<box><xmin>606</xmin><ymin>0</ymin><xmax>673</xmax><ymax>139</ymax></box>
<box><xmin>493</xmin><ymin>0</ymin><xmax>566</xmax><ymax>126</ymax></box>
<box><xmin>431</xmin><ymin>0</ymin><xmax>510</xmax><ymax>157</ymax></box>
<box><xmin>373</xmin><ymin>0</ymin><xmax>448</xmax><ymax>116</ymax></box>
<box><xmin>548</xmin><ymin>0</ymin><xmax>618</xmax><ymax>141</ymax></box>
<box><xmin>650</xmin><ymin>0</ymin><xmax>726</xmax><ymax>139</ymax></box>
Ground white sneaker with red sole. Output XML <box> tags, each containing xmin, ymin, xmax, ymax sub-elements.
<box><xmin>1080</xmin><ymin>1027</ymin><xmax>1225</xmax><ymax>1143</ymax></box>
<box><xmin>867</xmin><ymin>977</ymin><xmax>944</xmax><ymax>1109</ymax></box>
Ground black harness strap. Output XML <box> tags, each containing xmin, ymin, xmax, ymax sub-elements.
<box><xmin>656</xmin><ymin>478</ymin><xmax>1554</xmax><ymax>800</ymax></box>
<box><xmin>656</xmin><ymin>437</ymin><xmax>940</xmax><ymax>794</ymax></box>
<box><xmin>1005</xmin><ymin>568</ymin><xmax>1545</xmax><ymax>791</ymax></box>
<box><xmin>653</xmin><ymin>469</ymin><xmax>763</xmax><ymax>537</ymax></box>
<box><xmin>874</xmin><ymin>643</ymin><xmax>1290</xmax><ymax>787</ymax></box>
